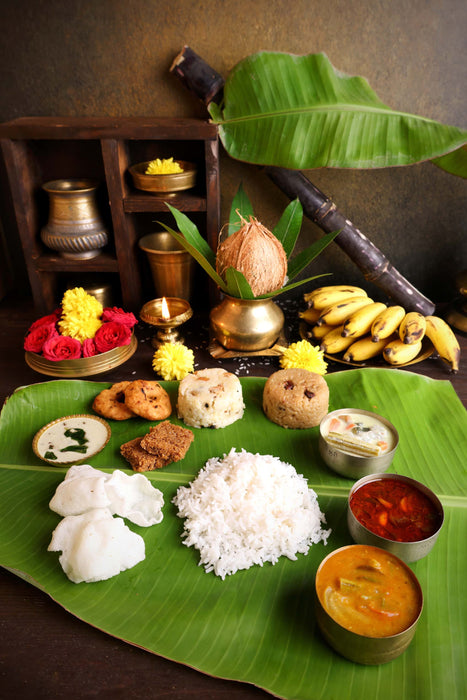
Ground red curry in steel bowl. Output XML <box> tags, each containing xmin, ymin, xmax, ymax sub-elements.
<box><xmin>347</xmin><ymin>473</ymin><xmax>444</xmax><ymax>563</ymax></box>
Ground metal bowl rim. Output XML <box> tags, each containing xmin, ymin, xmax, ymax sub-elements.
<box><xmin>315</xmin><ymin>543</ymin><xmax>424</xmax><ymax>639</ymax></box>
<box><xmin>348</xmin><ymin>472</ymin><xmax>445</xmax><ymax>544</ymax></box>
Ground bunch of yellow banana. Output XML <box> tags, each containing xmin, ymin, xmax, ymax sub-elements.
<box><xmin>300</xmin><ymin>285</ymin><xmax>461</xmax><ymax>372</ymax></box>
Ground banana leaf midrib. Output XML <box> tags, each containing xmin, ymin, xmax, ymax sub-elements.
<box><xmin>215</xmin><ymin>105</ymin><xmax>450</xmax><ymax>124</ymax></box>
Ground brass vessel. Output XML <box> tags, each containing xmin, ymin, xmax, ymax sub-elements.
<box><xmin>139</xmin><ymin>232</ymin><xmax>194</xmax><ymax>301</ymax></box>
<box><xmin>140</xmin><ymin>297</ymin><xmax>193</xmax><ymax>348</ymax></box>
<box><xmin>210</xmin><ymin>294</ymin><xmax>284</xmax><ymax>351</ymax></box>
<box><xmin>129</xmin><ymin>160</ymin><xmax>196</xmax><ymax>194</ymax></box>
<box><xmin>41</xmin><ymin>179</ymin><xmax>109</xmax><ymax>259</ymax></box>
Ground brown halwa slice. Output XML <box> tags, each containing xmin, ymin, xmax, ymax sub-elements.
<box><xmin>120</xmin><ymin>436</ymin><xmax>167</xmax><ymax>472</ymax></box>
<box><xmin>140</xmin><ymin>421</ymin><xmax>194</xmax><ymax>462</ymax></box>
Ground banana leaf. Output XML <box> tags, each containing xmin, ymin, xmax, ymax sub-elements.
<box><xmin>208</xmin><ymin>52</ymin><xmax>467</xmax><ymax>177</ymax></box>
<box><xmin>0</xmin><ymin>370</ymin><xmax>466</xmax><ymax>700</ymax></box>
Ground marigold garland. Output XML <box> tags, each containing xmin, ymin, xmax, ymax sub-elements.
<box><xmin>152</xmin><ymin>342</ymin><xmax>194</xmax><ymax>381</ymax></box>
<box><xmin>279</xmin><ymin>339</ymin><xmax>328</xmax><ymax>375</ymax></box>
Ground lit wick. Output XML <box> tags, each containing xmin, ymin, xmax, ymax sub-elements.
<box><xmin>160</xmin><ymin>296</ymin><xmax>171</xmax><ymax>321</ymax></box>
<box><xmin>140</xmin><ymin>296</ymin><xmax>193</xmax><ymax>348</ymax></box>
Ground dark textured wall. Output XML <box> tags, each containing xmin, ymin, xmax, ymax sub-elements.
<box><xmin>0</xmin><ymin>0</ymin><xmax>466</xmax><ymax>304</ymax></box>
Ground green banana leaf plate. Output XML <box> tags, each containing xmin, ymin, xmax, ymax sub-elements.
<box><xmin>0</xmin><ymin>369</ymin><xmax>466</xmax><ymax>700</ymax></box>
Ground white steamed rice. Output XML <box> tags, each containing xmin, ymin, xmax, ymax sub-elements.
<box><xmin>173</xmin><ymin>448</ymin><xmax>331</xmax><ymax>579</ymax></box>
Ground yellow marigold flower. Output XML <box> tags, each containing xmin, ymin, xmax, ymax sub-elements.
<box><xmin>152</xmin><ymin>342</ymin><xmax>194</xmax><ymax>381</ymax></box>
<box><xmin>279</xmin><ymin>339</ymin><xmax>328</xmax><ymax>375</ymax></box>
<box><xmin>58</xmin><ymin>287</ymin><xmax>103</xmax><ymax>342</ymax></box>
<box><xmin>145</xmin><ymin>157</ymin><xmax>183</xmax><ymax>175</ymax></box>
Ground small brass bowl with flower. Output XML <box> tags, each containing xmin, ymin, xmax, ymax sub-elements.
<box><xmin>129</xmin><ymin>160</ymin><xmax>196</xmax><ymax>194</ymax></box>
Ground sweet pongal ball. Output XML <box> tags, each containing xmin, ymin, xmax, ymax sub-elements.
<box><xmin>177</xmin><ymin>367</ymin><xmax>245</xmax><ymax>429</ymax></box>
<box><xmin>263</xmin><ymin>368</ymin><xmax>329</xmax><ymax>429</ymax></box>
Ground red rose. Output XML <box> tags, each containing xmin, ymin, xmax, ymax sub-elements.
<box><xmin>102</xmin><ymin>307</ymin><xmax>137</xmax><ymax>329</ymax></box>
<box><xmin>42</xmin><ymin>335</ymin><xmax>82</xmax><ymax>361</ymax></box>
<box><xmin>28</xmin><ymin>310</ymin><xmax>60</xmax><ymax>333</ymax></box>
<box><xmin>82</xmin><ymin>338</ymin><xmax>98</xmax><ymax>357</ymax></box>
<box><xmin>93</xmin><ymin>321</ymin><xmax>131</xmax><ymax>353</ymax></box>
<box><xmin>24</xmin><ymin>323</ymin><xmax>58</xmax><ymax>353</ymax></box>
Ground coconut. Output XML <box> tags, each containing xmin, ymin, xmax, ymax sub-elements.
<box><xmin>216</xmin><ymin>215</ymin><xmax>288</xmax><ymax>296</ymax></box>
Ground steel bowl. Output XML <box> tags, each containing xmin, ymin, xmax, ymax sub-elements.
<box><xmin>319</xmin><ymin>408</ymin><xmax>399</xmax><ymax>479</ymax></box>
<box><xmin>129</xmin><ymin>160</ymin><xmax>196</xmax><ymax>194</ymax></box>
<box><xmin>315</xmin><ymin>544</ymin><xmax>423</xmax><ymax>665</ymax></box>
<box><xmin>347</xmin><ymin>473</ymin><xmax>444</xmax><ymax>563</ymax></box>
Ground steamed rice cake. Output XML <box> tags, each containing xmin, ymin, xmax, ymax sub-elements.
<box><xmin>263</xmin><ymin>368</ymin><xmax>329</xmax><ymax>429</ymax></box>
<box><xmin>177</xmin><ymin>368</ymin><xmax>244</xmax><ymax>428</ymax></box>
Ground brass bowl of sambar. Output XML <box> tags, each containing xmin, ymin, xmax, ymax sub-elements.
<box><xmin>315</xmin><ymin>544</ymin><xmax>423</xmax><ymax>665</ymax></box>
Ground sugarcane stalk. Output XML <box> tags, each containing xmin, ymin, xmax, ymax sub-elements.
<box><xmin>169</xmin><ymin>46</ymin><xmax>435</xmax><ymax>315</ymax></box>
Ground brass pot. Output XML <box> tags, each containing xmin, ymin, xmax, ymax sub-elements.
<box><xmin>210</xmin><ymin>294</ymin><xmax>284</xmax><ymax>351</ymax></box>
<box><xmin>41</xmin><ymin>179</ymin><xmax>109</xmax><ymax>259</ymax></box>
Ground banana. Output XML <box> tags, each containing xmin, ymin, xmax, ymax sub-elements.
<box><xmin>318</xmin><ymin>296</ymin><xmax>373</xmax><ymax>326</ymax></box>
<box><xmin>299</xmin><ymin>307</ymin><xmax>322</xmax><ymax>325</ymax></box>
<box><xmin>305</xmin><ymin>286</ymin><xmax>368</xmax><ymax>310</ymax></box>
<box><xmin>383</xmin><ymin>338</ymin><xmax>422</xmax><ymax>366</ymax></box>
<box><xmin>424</xmin><ymin>315</ymin><xmax>460</xmax><ymax>373</ymax></box>
<box><xmin>343</xmin><ymin>334</ymin><xmax>393</xmax><ymax>362</ymax></box>
<box><xmin>342</xmin><ymin>302</ymin><xmax>387</xmax><ymax>338</ymax></box>
<box><xmin>399</xmin><ymin>311</ymin><xmax>427</xmax><ymax>344</ymax></box>
<box><xmin>307</xmin><ymin>323</ymin><xmax>336</xmax><ymax>340</ymax></box>
<box><xmin>371</xmin><ymin>305</ymin><xmax>406</xmax><ymax>342</ymax></box>
<box><xmin>320</xmin><ymin>325</ymin><xmax>355</xmax><ymax>354</ymax></box>
<box><xmin>304</xmin><ymin>284</ymin><xmax>367</xmax><ymax>304</ymax></box>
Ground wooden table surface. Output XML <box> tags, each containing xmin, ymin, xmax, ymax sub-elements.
<box><xmin>1</xmin><ymin>296</ymin><xmax>466</xmax><ymax>699</ymax></box>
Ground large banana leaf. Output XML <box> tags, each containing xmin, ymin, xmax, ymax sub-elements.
<box><xmin>0</xmin><ymin>370</ymin><xmax>466</xmax><ymax>700</ymax></box>
<box><xmin>208</xmin><ymin>52</ymin><xmax>467</xmax><ymax>177</ymax></box>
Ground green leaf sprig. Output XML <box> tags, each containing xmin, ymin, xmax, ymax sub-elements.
<box><xmin>158</xmin><ymin>184</ymin><xmax>339</xmax><ymax>300</ymax></box>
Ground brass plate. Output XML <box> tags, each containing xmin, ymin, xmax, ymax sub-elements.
<box><xmin>25</xmin><ymin>334</ymin><xmax>137</xmax><ymax>378</ymax></box>
<box><xmin>32</xmin><ymin>414</ymin><xmax>111</xmax><ymax>466</ymax></box>
<box><xmin>129</xmin><ymin>160</ymin><xmax>196</xmax><ymax>194</ymax></box>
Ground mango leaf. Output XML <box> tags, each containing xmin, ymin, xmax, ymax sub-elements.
<box><xmin>227</xmin><ymin>182</ymin><xmax>255</xmax><ymax>235</ymax></box>
<box><xmin>156</xmin><ymin>220</ymin><xmax>227</xmax><ymax>293</ymax></box>
<box><xmin>287</xmin><ymin>229</ymin><xmax>342</xmax><ymax>282</ymax></box>
<box><xmin>208</xmin><ymin>52</ymin><xmax>467</xmax><ymax>176</ymax></box>
<box><xmin>223</xmin><ymin>266</ymin><xmax>255</xmax><ymax>299</ymax></box>
<box><xmin>0</xmin><ymin>372</ymin><xmax>466</xmax><ymax>700</ymax></box>
<box><xmin>164</xmin><ymin>203</ymin><xmax>216</xmax><ymax>267</ymax></box>
<box><xmin>272</xmin><ymin>198</ymin><xmax>303</xmax><ymax>258</ymax></box>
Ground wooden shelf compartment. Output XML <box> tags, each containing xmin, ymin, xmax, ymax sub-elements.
<box><xmin>0</xmin><ymin>117</ymin><xmax>220</xmax><ymax>313</ymax></box>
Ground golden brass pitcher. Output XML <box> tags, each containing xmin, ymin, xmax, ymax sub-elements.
<box><xmin>41</xmin><ymin>179</ymin><xmax>109</xmax><ymax>259</ymax></box>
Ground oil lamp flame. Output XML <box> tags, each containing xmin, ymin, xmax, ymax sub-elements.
<box><xmin>161</xmin><ymin>296</ymin><xmax>170</xmax><ymax>320</ymax></box>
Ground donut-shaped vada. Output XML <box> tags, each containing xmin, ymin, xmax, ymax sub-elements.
<box><xmin>92</xmin><ymin>381</ymin><xmax>136</xmax><ymax>421</ymax></box>
<box><xmin>124</xmin><ymin>379</ymin><xmax>172</xmax><ymax>421</ymax></box>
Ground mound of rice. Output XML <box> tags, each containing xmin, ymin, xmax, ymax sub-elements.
<box><xmin>173</xmin><ymin>448</ymin><xmax>331</xmax><ymax>579</ymax></box>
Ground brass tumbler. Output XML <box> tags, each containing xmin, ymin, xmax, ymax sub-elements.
<box><xmin>139</xmin><ymin>232</ymin><xmax>194</xmax><ymax>301</ymax></box>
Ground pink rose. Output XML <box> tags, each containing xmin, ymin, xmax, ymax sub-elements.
<box><xmin>82</xmin><ymin>338</ymin><xmax>98</xmax><ymax>357</ymax></box>
<box><xmin>102</xmin><ymin>307</ymin><xmax>137</xmax><ymax>329</ymax></box>
<box><xmin>94</xmin><ymin>321</ymin><xmax>131</xmax><ymax>353</ymax></box>
<box><xmin>28</xmin><ymin>311</ymin><xmax>60</xmax><ymax>333</ymax></box>
<box><xmin>24</xmin><ymin>323</ymin><xmax>58</xmax><ymax>353</ymax></box>
<box><xmin>42</xmin><ymin>335</ymin><xmax>82</xmax><ymax>361</ymax></box>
